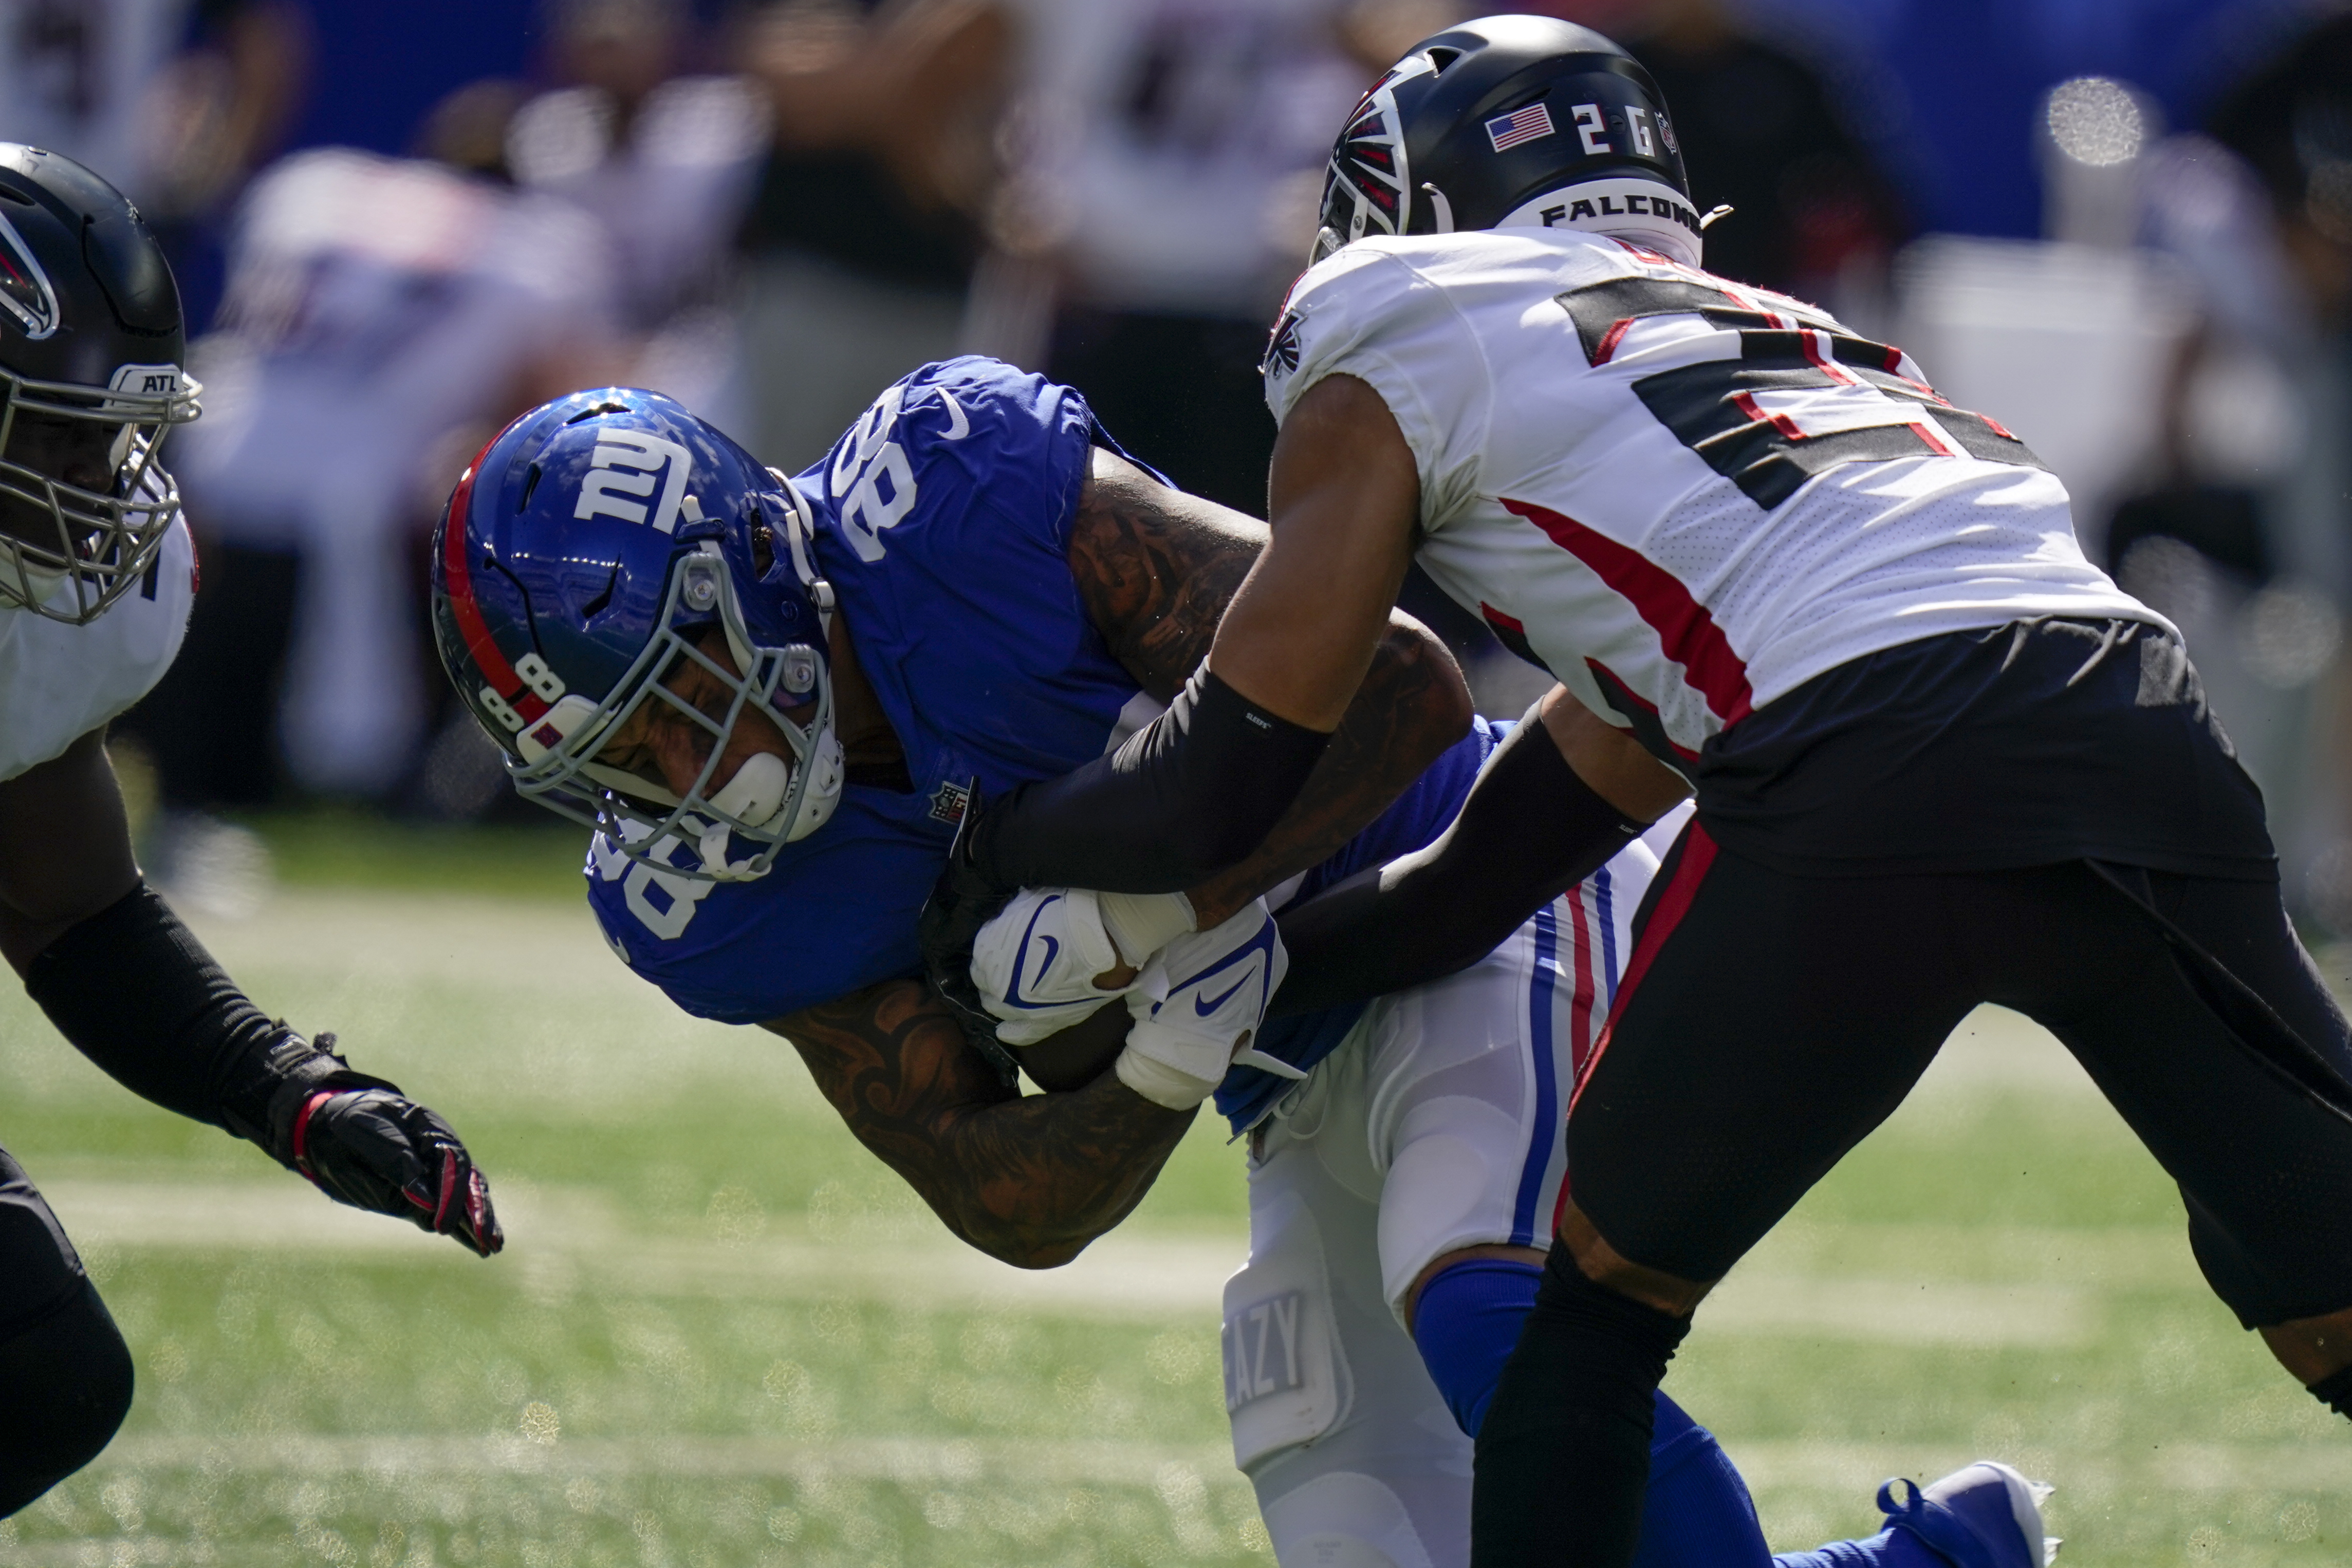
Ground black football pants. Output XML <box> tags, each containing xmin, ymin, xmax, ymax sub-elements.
<box><xmin>0</xmin><ymin>1146</ymin><xmax>133</xmax><ymax>1516</ymax></box>
<box><xmin>1570</xmin><ymin>828</ymin><xmax>2352</xmax><ymax>1323</ymax></box>
<box><xmin>1471</xmin><ymin>829</ymin><xmax>2352</xmax><ymax>1568</ymax></box>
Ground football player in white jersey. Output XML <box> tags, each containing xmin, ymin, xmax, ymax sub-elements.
<box><xmin>923</xmin><ymin>16</ymin><xmax>2352</xmax><ymax>1567</ymax></box>
<box><xmin>0</xmin><ymin>145</ymin><xmax>499</xmax><ymax>1515</ymax></box>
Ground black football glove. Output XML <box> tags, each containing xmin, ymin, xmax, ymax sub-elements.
<box><xmin>917</xmin><ymin>782</ymin><xmax>1024</xmax><ymax>1087</ymax></box>
<box><xmin>228</xmin><ymin>1032</ymin><xmax>503</xmax><ymax>1257</ymax></box>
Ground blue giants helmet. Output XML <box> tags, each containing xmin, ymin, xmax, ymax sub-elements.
<box><xmin>430</xmin><ymin>388</ymin><xmax>844</xmax><ymax>882</ymax></box>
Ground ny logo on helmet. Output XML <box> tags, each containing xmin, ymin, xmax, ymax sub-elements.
<box><xmin>577</xmin><ymin>430</ymin><xmax>693</xmax><ymax>534</ymax></box>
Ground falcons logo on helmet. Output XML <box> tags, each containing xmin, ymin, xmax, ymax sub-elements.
<box><xmin>1336</xmin><ymin>102</ymin><xmax>1403</xmax><ymax>222</ymax></box>
<box><xmin>1323</xmin><ymin>51</ymin><xmax>1437</xmax><ymax>244</ymax></box>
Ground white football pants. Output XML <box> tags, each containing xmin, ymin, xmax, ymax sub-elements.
<box><xmin>1223</xmin><ymin>809</ymin><xmax>1683</xmax><ymax>1567</ymax></box>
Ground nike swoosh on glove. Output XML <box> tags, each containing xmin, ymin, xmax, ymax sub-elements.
<box><xmin>971</xmin><ymin>887</ymin><xmax>1196</xmax><ymax>1046</ymax></box>
<box><xmin>267</xmin><ymin>1037</ymin><xmax>503</xmax><ymax>1257</ymax></box>
<box><xmin>1116</xmin><ymin>901</ymin><xmax>1289</xmax><ymax>1110</ymax></box>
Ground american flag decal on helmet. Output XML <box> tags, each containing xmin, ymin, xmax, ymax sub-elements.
<box><xmin>1485</xmin><ymin>102</ymin><xmax>1555</xmax><ymax>153</ymax></box>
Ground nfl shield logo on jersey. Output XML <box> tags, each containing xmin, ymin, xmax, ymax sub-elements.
<box><xmin>928</xmin><ymin>778</ymin><xmax>971</xmax><ymax>827</ymax></box>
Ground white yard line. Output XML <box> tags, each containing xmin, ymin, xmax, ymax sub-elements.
<box><xmin>45</xmin><ymin>1178</ymin><xmax>1244</xmax><ymax>1318</ymax></box>
<box><xmin>176</xmin><ymin>891</ymin><xmax>2114</xmax><ymax>1100</ymax></box>
<box><xmin>84</xmin><ymin>1433</ymin><xmax>1241</xmax><ymax>1486</ymax></box>
<box><xmin>73</xmin><ymin>1433</ymin><xmax>2348</xmax><ymax>1496</ymax></box>
<box><xmin>1701</xmin><ymin>1273</ymin><xmax>2095</xmax><ymax>1348</ymax></box>
<box><xmin>183</xmin><ymin>889</ymin><xmax>642</xmax><ymax>1001</ymax></box>
<box><xmin>48</xmin><ymin>1178</ymin><xmax>2142</xmax><ymax>1345</ymax></box>
<box><xmin>1727</xmin><ymin>1438</ymin><xmax>2352</xmax><ymax>1496</ymax></box>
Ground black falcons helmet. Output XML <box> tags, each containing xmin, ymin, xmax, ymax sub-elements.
<box><xmin>0</xmin><ymin>143</ymin><xmax>199</xmax><ymax>624</ymax></box>
<box><xmin>1314</xmin><ymin>15</ymin><xmax>1701</xmax><ymax>268</ymax></box>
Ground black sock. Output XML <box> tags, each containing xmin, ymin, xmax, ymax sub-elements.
<box><xmin>1471</xmin><ymin>1244</ymin><xmax>1691</xmax><ymax>1568</ymax></box>
<box><xmin>2309</xmin><ymin>1363</ymin><xmax>2352</xmax><ymax>1421</ymax></box>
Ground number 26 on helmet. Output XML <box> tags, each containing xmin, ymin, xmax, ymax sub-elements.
<box><xmin>430</xmin><ymin>388</ymin><xmax>844</xmax><ymax>883</ymax></box>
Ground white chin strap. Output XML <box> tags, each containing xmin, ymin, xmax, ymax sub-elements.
<box><xmin>1497</xmin><ymin>177</ymin><xmax>1705</xmax><ymax>269</ymax></box>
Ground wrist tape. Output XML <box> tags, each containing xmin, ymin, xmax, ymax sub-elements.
<box><xmin>1115</xmin><ymin>1044</ymin><xmax>1223</xmax><ymax>1110</ymax></box>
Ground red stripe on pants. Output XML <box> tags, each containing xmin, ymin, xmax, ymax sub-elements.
<box><xmin>1554</xmin><ymin>820</ymin><xmax>1720</xmax><ymax>1236</ymax></box>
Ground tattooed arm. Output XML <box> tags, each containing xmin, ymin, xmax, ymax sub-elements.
<box><xmin>1068</xmin><ymin>447</ymin><xmax>1475</xmax><ymax>927</ymax></box>
<box><xmin>765</xmin><ymin>979</ymin><xmax>1184</xmax><ymax>1269</ymax></box>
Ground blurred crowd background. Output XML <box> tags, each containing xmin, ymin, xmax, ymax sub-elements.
<box><xmin>9</xmin><ymin>0</ymin><xmax>2351</xmax><ymax>923</ymax></box>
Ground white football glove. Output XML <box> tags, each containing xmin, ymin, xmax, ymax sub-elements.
<box><xmin>1117</xmin><ymin>901</ymin><xmax>1288</xmax><ymax>1110</ymax></box>
<box><xmin>970</xmin><ymin>887</ymin><xmax>1196</xmax><ymax>1047</ymax></box>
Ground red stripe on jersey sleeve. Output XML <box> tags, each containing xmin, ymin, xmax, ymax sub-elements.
<box><xmin>1503</xmin><ymin>497</ymin><xmax>1754</xmax><ymax>725</ymax></box>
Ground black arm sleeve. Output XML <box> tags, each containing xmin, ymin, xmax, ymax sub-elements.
<box><xmin>22</xmin><ymin>884</ymin><xmax>388</xmax><ymax>1158</ymax></box>
<box><xmin>967</xmin><ymin>666</ymin><xmax>1331</xmax><ymax>893</ymax></box>
<box><xmin>1270</xmin><ymin>714</ymin><xmax>1656</xmax><ymax>1017</ymax></box>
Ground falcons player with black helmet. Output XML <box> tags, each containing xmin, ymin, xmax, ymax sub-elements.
<box><xmin>921</xmin><ymin>15</ymin><xmax>2352</xmax><ymax>1566</ymax></box>
<box><xmin>0</xmin><ymin>145</ymin><xmax>499</xmax><ymax>1514</ymax></box>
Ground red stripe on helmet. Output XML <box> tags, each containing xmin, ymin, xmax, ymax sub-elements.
<box><xmin>440</xmin><ymin>423</ymin><xmax>550</xmax><ymax>724</ymax></box>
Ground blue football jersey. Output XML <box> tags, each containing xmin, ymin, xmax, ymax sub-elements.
<box><xmin>585</xmin><ymin>356</ymin><xmax>1491</xmax><ymax>1132</ymax></box>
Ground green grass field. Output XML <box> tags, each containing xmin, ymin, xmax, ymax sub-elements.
<box><xmin>0</xmin><ymin>816</ymin><xmax>2347</xmax><ymax>1566</ymax></box>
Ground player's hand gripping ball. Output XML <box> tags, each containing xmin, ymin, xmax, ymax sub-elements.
<box><xmin>267</xmin><ymin>1035</ymin><xmax>503</xmax><ymax>1257</ymax></box>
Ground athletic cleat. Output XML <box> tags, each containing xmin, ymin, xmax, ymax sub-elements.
<box><xmin>1877</xmin><ymin>1460</ymin><xmax>2060</xmax><ymax>1568</ymax></box>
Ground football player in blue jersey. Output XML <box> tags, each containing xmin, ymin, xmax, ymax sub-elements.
<box><xmin>431</xmin><ymin>363</ymin><xmax>2048</xmax><ymax>1568</ymax></box>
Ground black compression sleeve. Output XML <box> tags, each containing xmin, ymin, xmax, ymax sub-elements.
<box><xmin>968</xmin><ymin>666</ymin><xmax>1331</xmax><ymax>893</ymax></box>
<box><xmin>1271</xmin><ymin>712</ymin><xmax>1655</xmax><ymax>1016</ymax></box>
<box><xmin>22</xmin><ymin>885</ymin><xmax>365</xmax><ymax>1151</ymax></box>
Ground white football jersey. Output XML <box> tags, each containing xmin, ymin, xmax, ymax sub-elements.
<box><xmin>1264</xmin><ymin>228</ymin><xmax>2168</xmax><ymax>764</ymax></box>
<box><xmin>0</xmin><ymin>515</ymin><xmax>194</xmax><ymax>781</ymax></box>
